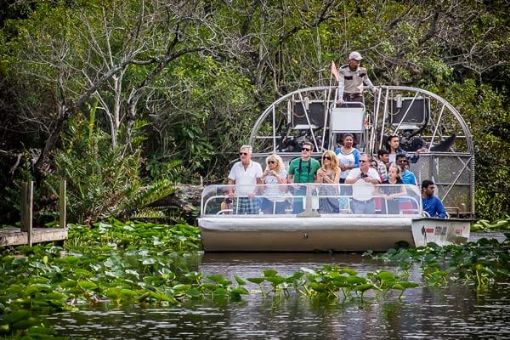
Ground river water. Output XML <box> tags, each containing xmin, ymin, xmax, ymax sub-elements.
<box><xmin>45</xmin><ymin>241</ymin><xmax>510</xmax><ymax>339</ymax></box>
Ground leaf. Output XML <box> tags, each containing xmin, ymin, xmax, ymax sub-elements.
<box><xmin>149</xmin><ymin>291</ymin><xmax>178</xmax><ymax>304</ymax></box>
<box><xmin>234</xmin><ymin>275</ymin><xmax>246</xmax><ymax>286</ymax></box>
<box><xmin>309</xmin><ymin>282</ymin><xmax>327</xmax><ymax>292</ymax></box>
<box><xmin>231</xmin><ymin>287</ymin><xmax>249</xmax><ymax>295</ymax></box>
<box><xmin>78</xmin><ymin>280</ymin><xmax>98</xmax><ymax>290</ymax></box>
<box><xmin>142</xmin><ymin>258</ymin><xmax>156</xmax><ymax>265</ymax></box>
<box><xmin>25</xmin><ymin>283</ymin><xmax>53</xmax><ymax>295</ymax></box>
<box><xmin>353</xmin><ymin>283</ymin><xmax>375</xmax><ymax>293</ymax></box>
<box><xmin>207</xmin><ymin>274</ymin><xmax>230</xmax><ymax>286</ymax></box>
<box><xmin>201</xmin><ymin>283</ymin><xmax>218</xmax><ymax>291</ymax></box>
<box><xmin>263</xmin><ymin>269</ymin><xmax>278</xmax><ymax>277</ymax></box>
<box><xmin>125</xmin><ymin>269</ymin><xmax>140</xmax><ymax>278</ymax></box>
<box><xmin>187</xmin><ymin>288</ymin><xmax>202</xmax><ymax>298</ymax></box>
<box><xmin>172</xmin><ymin>284</ymin><xmax>191</xmax><ymax>292</ymax></box>
<box><xmin>247</xmin><ymin>277</ymin><xmax>265</xmax><ymax>284</ymax></box>
<box><xmin>213</xmin><ymin>287</ymin><xmax>227</xmax><ymax>296</ymax></box>
<box><xmin>377</xmin><ymin>271</ymin><xmax>397</xmax><ymax>281</ymax></box>
<box><xmin>346</xmin><ymin>276</ymin><xmax>367</xmax><ymax>285</ymax></box>
<box><xmin>105</xmin><ymin>271</ymin><xmax>120</xmax><ymax>278</ymax></box>
<box><xmin>286</xmin><ymin>272</ymin><xmax>304</xmax><ymax>282</ymax></box>
<box><xmin>339</xmin><ymin>268</ymin><xmax>358</xmax><ymax>276</ymax></box>
<box><xmin>265</xmin><ymin>276</ymin><xmax>286</xmax><ymax>286</ymax></box>
<box><xmin>396</xmin><ymin>281</ymin><xmax>419</xmax><ymax>289</ymax></box>
<box><xmin>57</xmin><ymin>256</ymin><xmax>81</xmax><ymax>265</ymax></box>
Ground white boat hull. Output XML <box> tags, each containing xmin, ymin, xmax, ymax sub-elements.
<box><xmin>411</xmin><ymin>218</ymin><xmax>470</xmax><ymax>247</ymax></box>
<box><xmin>198</xmin><ymin>216</ymin><xmax>470</xmax><ymax>252</ymax></box>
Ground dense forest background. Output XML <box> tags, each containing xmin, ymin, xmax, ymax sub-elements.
<box><xmin>0</xmin><ymin>0</ymin><xmax>509</xmax><ymax>223</ymax></box>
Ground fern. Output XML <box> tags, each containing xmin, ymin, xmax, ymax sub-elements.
<box><xmin>40</xmin><ymin>102</ymin><xmax>184</xmax><ymax>223</ymax></box>
<box><xmin>114</xmin><ymin>178</ymin><xmax>175</xmax><ymax>217</ymax></box>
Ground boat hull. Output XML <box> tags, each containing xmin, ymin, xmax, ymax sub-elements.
<box><xmin>198</xmin><ymin>216</ymin><xmax>470</xmax><ymax>252</ymax></box>
<box><xmin>411</xmin><ymin>218</ymin><xmax>470</xmax><ymax>247</ymax></box>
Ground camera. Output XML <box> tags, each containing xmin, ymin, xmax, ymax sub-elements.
<box><xmin>225</xmin><ymin>198</ymin><xmax>233</xmax><ymax>204</ymax></box>
<box><xmin>360</xmin><ymin>173</ymin><xmax>368</xmax><ymax>179</ymax></box>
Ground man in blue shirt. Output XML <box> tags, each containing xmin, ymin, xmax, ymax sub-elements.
<box><xmin>421</xmin><ymin>180</ymin><xmax>447</xmax><ymax>218</ymax></box>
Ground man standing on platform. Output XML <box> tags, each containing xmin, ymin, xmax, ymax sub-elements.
<box><xmin>331</xmin><ymin>51</ymin><xmax>377</xmax><ymax>104</ymax></box>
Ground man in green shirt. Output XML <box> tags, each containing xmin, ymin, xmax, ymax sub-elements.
<box><xmin>288</xmin><ymin>142</ymin><xmax>321</xmax><ymax>213</ymax></box>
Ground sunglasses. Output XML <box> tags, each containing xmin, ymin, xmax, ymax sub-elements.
<box><xmin>360</xmin><ymin>160</ymin><xmax>368</xmax><ymax>163</ymax></box>
<box><xmin>323</xmin><ymin>156</ymin><xmax>332</xmax><ymax>160</ymax></box>
<box><xmin>239</xmin><ymin>152</ymin><xmax>249</xmax><ymax>156</ymax></box>
<box><xmin>268</xmin><ymin>160</ymin><xmax>276</xmax><ymax>164</ymax></box>
<box><xmin>302</xmin><ymin>148</ymin><xmax>311</xmax><ymax>152</ymax></box>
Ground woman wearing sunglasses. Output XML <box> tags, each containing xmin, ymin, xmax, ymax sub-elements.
<box><xmin>316</xmin><ymin>150</ymin><xmax>341</xmax><ymax>213</ymax></box>
<box><xmin>260</xmin><ymin>154</ymin><xmax>289</xmax><ymax>214</ymax></box>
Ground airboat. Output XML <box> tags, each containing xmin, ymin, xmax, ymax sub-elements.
<box><xmin>198</xmin><ymin>85</ymin><xmax>474</xmax><ymax>251</ymax></box>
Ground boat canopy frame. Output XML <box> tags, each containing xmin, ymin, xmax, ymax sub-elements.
<box><xmin>248</xmin><ymin>85</ymin><xmax>475</xmax><ymax>218</ymax></box>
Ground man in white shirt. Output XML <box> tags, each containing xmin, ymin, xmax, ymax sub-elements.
<box><xmin>228</xmin><ymin>145</ymin><xmax>263</xmax><ymax>214</ymax></box>
<box><xmin>345</xmin><ymin>153</ymin><xmax>381</xmax><ymax>214</ymax></box>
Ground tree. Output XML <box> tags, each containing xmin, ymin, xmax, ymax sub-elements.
<box><xmin>2</xmin><ymin>0</ymin><xmax>243</xmax><ymax>177</ymax></box>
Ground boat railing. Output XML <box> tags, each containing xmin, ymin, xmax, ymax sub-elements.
<box><xmin>201</xmin><ymin>184</ymin><xmax>422</xmax><ymax>217</ymax></box>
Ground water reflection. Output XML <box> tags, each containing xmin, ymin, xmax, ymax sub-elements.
<box><xmin>45</xmin><ymin>252</ymin><xmax>510</xmax><ymax>339</ymax></box>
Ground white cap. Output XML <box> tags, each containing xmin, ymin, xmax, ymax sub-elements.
<box><xmin>349</xmin><ymin>51</ymin><xmax>363</xmax><ymax>61</ymax></box>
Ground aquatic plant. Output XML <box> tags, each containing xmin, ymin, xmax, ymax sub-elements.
<box><xmin>0</xmin><ymin>220</ymin><xmax>246</xmax><ymax>337</ymax></box>
<box><xmin>471</xmin><ymin>216</ymin><xmax>510</xmax><ymax>232</ymax></box>
<box><xmin>367</xmin><ymin>237</ymin><xmax>510</xmax><ymax>289</ymax></box>
<box><xmin>247</xmin><ymin>265</ymin><xmax>418</xmax><ymax>302</ymax></box>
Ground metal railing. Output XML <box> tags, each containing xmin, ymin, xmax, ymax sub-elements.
<box><xmin>201</xmin><ymin>184</ymin><xmax>422</xmax><ymax>217</ymax></box>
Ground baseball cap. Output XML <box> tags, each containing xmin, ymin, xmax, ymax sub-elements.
<box><xmin>349</xmin><ymin>51</ymin><xmax>363</xmax><ymax>61</ymax></box>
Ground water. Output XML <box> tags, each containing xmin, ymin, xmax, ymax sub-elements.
<box><xmin>44</xmin><ymin>251</ymin><xmax>510</xmax><ymax>339</ymax></box>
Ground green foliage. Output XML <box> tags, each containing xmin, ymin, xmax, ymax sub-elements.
<box><xmin>46</xmin><ymin>112</ymin><xmax>176</xmax><ymax>223</ymax></box>
<box><xmin>48</xmin><ymin>112</ymin><xmax>140</xmax><ymax>222</ymax></box>
<box><xmin>368</xmin><ymin>237</ymin><xmax>510</xmax><ymax>289</ymax></box>
<box><xmin>0</xmin><ymin>220</ymin><xmax>236</xmax><ymax>336</ymax></box>
<box><xmin>1</xmin><ymin>0</ymin><xmax>510</xmax><ymax>218</ymax></box>
<box><xmin>147</xmin><ymin>55</ymin><xmax>257</xmax><ymax>180</ymax></box>
<box><xmin>471</xmin><ymin>216</ymin><xmax>510</xmax><ymax>232</ymax></box>
<box><xmin>247</xmin><ymin>265</ymin><xmax>417</xmax><ymax>302</ymax></box>
<box><xmin>444</xmin><ymin>80</ymin><xmax>510</xmax><ymax>219</ymax></box>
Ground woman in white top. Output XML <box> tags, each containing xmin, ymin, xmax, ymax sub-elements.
<box><xmin>260</xmin><ymin>154</ymin><xmax>289</xmax><ymax>214</ymax></box>
<box><xmin>335</xmin><ymin>133</ymin><xmax>361</xmax><ymax>183</ymax></box>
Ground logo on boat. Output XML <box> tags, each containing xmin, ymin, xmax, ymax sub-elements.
<box><xmin>435</xmin><ymin>226</ymin><xmax>447</xmax><ymax>235</ymax></box>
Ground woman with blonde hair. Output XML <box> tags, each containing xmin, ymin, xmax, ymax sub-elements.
<box><xmin>381</xmin><ymin>163</ymin><xmax>406</xmax><ymax>214</ymax></box>
<box><xmin>316</xmin><ymin>150</ymin><xmax>341</xmax><ymax>213</ymax></box>
<box><xmin>261</xmin><ymin>154</ymin><xmax>289</xmax><ymax>214</ymax></box>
